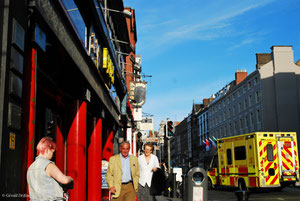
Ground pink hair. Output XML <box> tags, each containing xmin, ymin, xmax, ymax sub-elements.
<box><xmin>36</xmin><ymin>137</ymin><xmax>56</xmax><ymax>155</ymax></box>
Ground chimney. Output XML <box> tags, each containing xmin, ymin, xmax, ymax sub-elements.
<box><xmin>149</xmin><ymin>130</ymin><xmax>153</xmax><ymax>137</ymax></box>
<box><xmin>235</xmin><ymin>69</ymin><xmax>248</xmax><ymax>85</ymax></box>
<box><xmin>256</xmin><ymin>53</ymin><xmax>272</xmax><ymax>69</ymax></box>
<box><xmin>203</xmin><ymin>98</ymin><xmax>214</xmax><ymax>108</ymax></box>
<box><xmin>296</xmin><ymin>60</ymin><xmax>300</xmax><ymax>67</ymax></box>
<box><xmin>203</xmin><ymin>99</ymin><xmax>209</xmax><ymax>108</ymax></box>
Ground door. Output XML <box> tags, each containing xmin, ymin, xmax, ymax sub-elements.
<box><xmin>219</xmin><ymin>141</ymin><xmax>233</xmax><ymax>186</ymax></box>
<box><xmin>246</xmin><ymin>135</ymin><xmax>258</xmax><ymax>187</ymax></box>
<box><xmin>259</xmin><ymin>138</ymin><xmax>280</xmax><ymax>187</ymax></box>
<box><xmin>277</xmin><ymin>137</ymin><xmax>296</xmax><ymax>182</ymax></box>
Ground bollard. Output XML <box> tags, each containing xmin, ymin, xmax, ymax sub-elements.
<box><xmin>186</xmin><ymin>167</ymin><xmax>207</xmax><ymax>201</ymax></box>
<box><xmin>181</xmin><ymin>174</ymin><xmax>186</xmax><ymax>201</ymax></box>
<box><xmin>235</xmin><ymin>190</ymin><xmax>250</xmax><ymax>201</ymax></box>
<box><xmin>171</xmin><ymin>173</ymin><xmax>177</xmax><ymax>198</ymax></box>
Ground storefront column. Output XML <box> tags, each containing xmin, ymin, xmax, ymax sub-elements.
<box><xmin>88</xmin><ymin>117</ymin><xmax>102</xmax><ymax>201</ymax></box>
<box><xmin>67</xmin><ymin>100</ymin><xmax>87</xmax><ymax>201</ymax></box>
<box><xmin>26</xmin><ymin>48</ymin><xmax>37</xmax><ymax>170</ymax></box>
<box><xmin>102</xmin><ymin>130</ymin><xmax>114</xmax><ymax>161</ymax></box>
<box><xmin>56</xmin><ymin>124</ymin><xmax>65</xmax><ymax>172</ymax></box>
<box><xmin>23</xmin><ymin>48</ymin><xmax>38</xmax><ymax>201</ymax></box>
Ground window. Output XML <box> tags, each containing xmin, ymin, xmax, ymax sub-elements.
<box><xmin>234</xmin><ymin>121</ymin><xmax>237</xmax><ymax>131</ymax></box>
<box><xmin>245</xmin><ymin>116</ymin><xmax>249</xmax><ymax>127</ymax></box>
<box><xmin>233</xmin><ymin>93</ymin><xmax>236</xmax><ymax>100</ymax></box>
<box><xmin>238</xmin><ymin>90</ymin><xmax>241</xmax><ymax>97</ymax></box>
<box><xmin>239</xmin><ymin>118</ymin><xmax>243</xmax><ymax>128</ymax></box>
<box><xmin>254</xmin><ymin>77</ymin><xmax>258</xmax><ymax>85</ymax></box>
<box><xmin>228</xmin><ymin>108</ymin><xmax>231</xmax><ymax>118</ymax></box>
<box><xmin>238</xmin><ymin>103</ymin><xmax>242</xmax><ymax>113</ymax></box>
<box><xmin>248</xmin><ymin>81</ymin><xmax>251</xmax><ymax>89</ymax></box>
<box><xmin>250</xmin><ymin>113</ymin><xmax>254</xmax><ymax>125</ymax></box>
<box><xmin>235</xmin><ymin>146</ymin><xmax>246</xmax><ymax>160</ymax></box>
<box><xmin>227</xmin><ymin>149</ymin><xmax>232</xmax><ymax>165</ymax></box>
<box><xmin>249</xmin><ymin>95</ymin><xmax>252</xmax><ymax>106</ymax></box>
<box><xmin>257</xmin><ymin>110</ymin><xmax>261</xmax><ymax>122</ymax></box>
<box><xmin>233</xmin><ymin>105</ymin><xmax>236</xmax><ymax>114</ymax></box>
<box><xmin>244</xmin><ymin>99</ymin><xmax>247</xmax><ymax>109</ymax></box>
<box><xmin>243</xmin><ymin>85</ymin><xmax>247</xmax><ymax>93</ymax></box>
<box><xmin>223</xmin><ymin>112</ymin><xmax>226</xmax><ymax>121</ymax></box>
<box><xmin>255</xmin><ymin>91</ymin><xmax>260</xmax><ymax>103</ymax></box>
<box><xmin>267</xmin><ymin>144</ymin><xmax>274</xmax><ymax>161</ymax></box>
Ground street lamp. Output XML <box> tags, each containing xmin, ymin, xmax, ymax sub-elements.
<box><xmin>102</xmin><ymin>8</ymin><xmax>132</xmax><ymax>18</ymax></box>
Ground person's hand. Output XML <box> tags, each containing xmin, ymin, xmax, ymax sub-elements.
<box><xmin>67</xmin><ymin>176</ymin><xmax>73</xmax><ymax>183</ymax></box>
<box><xmin>152</xmin><ymin>167</ymin><xmax>157</xmax><ymax>172</ymax></box>
<box><xmin>110</xmin><ymin>186</ymin><xmax>116</xmax><ymax>194</ymax></box>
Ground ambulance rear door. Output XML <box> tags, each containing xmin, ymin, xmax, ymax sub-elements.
<box><xmin>277</xmin><ymin>136</ymin><xmax>297</xmax><ymax>182</ymax></box>
<box><xmin>258</xmin><ymin>136</ymin><xmax>280</xmax><ymax>187</ymax></box>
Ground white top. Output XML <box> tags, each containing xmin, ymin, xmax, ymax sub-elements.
<box><xmin>138</xmin><ymin>154</ymin><xmax>160</xmax><ymax>187</ymax></box>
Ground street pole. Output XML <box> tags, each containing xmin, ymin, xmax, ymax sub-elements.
<box><xmin>168</xmin><ymin>138</ymin><xmax>171</xmax><ymax>172</ymax></box>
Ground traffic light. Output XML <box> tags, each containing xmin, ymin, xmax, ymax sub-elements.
<box><xmin>166</xmin><ymin>120</ymin><xmax>174</xmax><ymax>137</ymax></box>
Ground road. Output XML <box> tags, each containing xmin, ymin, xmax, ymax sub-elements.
<box><xmin>155</xmin><ymin>186</ymin><xmax>300</xmax><ymax>201</ymax></box>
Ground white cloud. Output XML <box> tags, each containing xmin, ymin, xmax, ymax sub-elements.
<box><xmin>137</xmin><ymin>0</ymin><xmax>275</xmax><ymax>54</ymax></box>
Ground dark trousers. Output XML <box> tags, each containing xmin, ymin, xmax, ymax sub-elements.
<box><xmin>137</xmin><ymin>184</ymin><xmax>157</xmax><ymax>201</ymax></box>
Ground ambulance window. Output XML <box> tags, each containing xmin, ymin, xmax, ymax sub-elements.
<box><xmin>267</xmin><ymin>144</ymin><xmax>274</xmax><ymax>161</ymax></box>
<box><xmin>234</xmin><ymin>146</ymin><xmax>246</xmax><ymax>160</ymax></box>
<box><xmin>227</xmin><ymin>149</ymin><xmax>232</xmax><ymax>165</ymax></box>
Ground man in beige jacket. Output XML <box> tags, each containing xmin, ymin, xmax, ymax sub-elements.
<box><xmin>106</xmin><ymin>141</ymin><xmax>140</xmax><ymax>200</ymax></box>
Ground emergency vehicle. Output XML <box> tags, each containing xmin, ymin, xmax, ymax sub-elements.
<box><xmin>207</xmin><ymin>132</ymin><xmax>299</xmax><ymax>190</ymax></box>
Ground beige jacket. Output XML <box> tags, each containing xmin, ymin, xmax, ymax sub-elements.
<box><xmin>106</xmin><ymin>154</ymin><xmax>140</xmax><ymax>198</ymax></box>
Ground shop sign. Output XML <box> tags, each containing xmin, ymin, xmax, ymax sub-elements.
<box><xmin>103</xmin><ymin>48</ymin><xmax>115</xmax><ymax>86</ymax></box>
<box><xmin>9</xmin><ymin>132</ymin><xmax>16</xmax><ymax>150</ymax></box>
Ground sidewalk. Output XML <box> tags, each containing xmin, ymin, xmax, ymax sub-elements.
<box><xmin>155</xmin><ymin>195</ymin><xmax>182</xmax><ymax>201</ymax></box>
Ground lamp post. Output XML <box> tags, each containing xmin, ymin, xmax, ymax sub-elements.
<box><xmin>158</xmin><ymin>120</ymin><xmax>166</xmax><ymax>163</ymax></box>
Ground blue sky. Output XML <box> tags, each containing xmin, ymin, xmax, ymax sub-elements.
<box><xmin>124</xmin><ymin>0</ymin><xmax>300</xmax><ymax>131</ymax></box>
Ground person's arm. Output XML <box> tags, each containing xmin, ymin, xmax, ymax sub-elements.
<box><xmin>135</xmin><ymin>157</ymin><xmax>140</xmax><ymax>181</ymax></box>
<box><xmin>152</xmin><ymin>155</ymin><xmax>160</xmax><ymax>172</ymax></box>
<box><xmin>106</xmin><ymin>157</ymin><xmax>116</xmax><ymax>194</ymax></box>
<box><xmin>46</xmin><ymin>163</ymin><xmax>73</xmax><ymax>184</ymax></box>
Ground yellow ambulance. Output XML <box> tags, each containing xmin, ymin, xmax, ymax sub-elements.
<box><xmin>207</xmin><ymin>132</ymin><xmax>299</xmax><ymax>190</ymax></box>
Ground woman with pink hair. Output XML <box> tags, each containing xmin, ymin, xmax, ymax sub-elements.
<box><xmin>27</xmin><ymin>137</ymin><xmax>73</xmax><ymax>200</ymax></box>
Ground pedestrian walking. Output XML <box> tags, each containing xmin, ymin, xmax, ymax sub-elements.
<box><xmin>106</xmin><ymin>141</ymin><xmax>140</xmax><ymax>201</ymax></box>
<box><xmin>137</xmin><ymin>143</ymin><xmax>160</xmax><ymax>201</ymax></box>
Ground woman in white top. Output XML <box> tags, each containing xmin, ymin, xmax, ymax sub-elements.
<box><xmin>137</xmin><ymin>143</ymin><xmax>160</xmax><ymax>201</ymax></box>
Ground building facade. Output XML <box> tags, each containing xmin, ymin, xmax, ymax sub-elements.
<box><xmin>206</xmin><ymin>46</ymin><xmax>300</xmax><ymax>167</ymax></box>
<box><xmin>0</xmin><ymin>0</ymin><xmax>136</xmax><ymax>200</ymax></box>
<box><xmin>171</xmin><ymin>117</ymin><xmax>189</xmax><ymax>173</ymax></box>
<box><xmin>209</xmin><ymin>46</ymin><xmax>300</xmax><ymax>141</ymax></box>
<box><xmin>172</xmin><ymin>46</ymin><xmax>300</xmax><ymax>171</ymax></box>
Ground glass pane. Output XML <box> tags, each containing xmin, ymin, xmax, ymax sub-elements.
<box><xmin>267</xmin><ymin>144</ymin><xmax>274</xmax><ymax>161</ymax></box>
